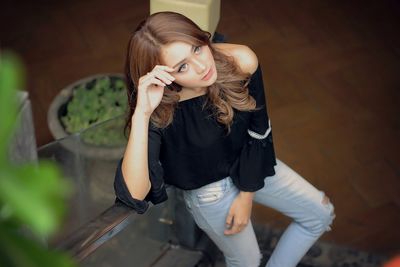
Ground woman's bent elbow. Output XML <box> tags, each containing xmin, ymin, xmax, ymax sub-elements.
<box><xmin>129</xmin><ymin>180</ymin><xmax>151</xmax><ymax>200</ymax></box>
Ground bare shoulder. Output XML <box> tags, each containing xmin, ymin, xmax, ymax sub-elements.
<box><xmin>212</xmin><ymin>43</ymin><xmax>259</xmax><ymax>75</ymax></box>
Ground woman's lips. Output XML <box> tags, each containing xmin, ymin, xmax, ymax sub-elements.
<box><xmin>202</xmin><ymin>66</ymin><xmax>213</xmax><ymax>81</ymax></box>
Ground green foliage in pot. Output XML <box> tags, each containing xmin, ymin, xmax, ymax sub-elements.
<box><xmin>61</xmin><ymin>76</ymin><xmax>127</xmax><ymax>146</ymax></box>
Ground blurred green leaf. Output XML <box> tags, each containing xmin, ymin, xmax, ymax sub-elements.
<box><xmin>0</xmin><ymin>162</ymin><xmax>71</xmax><ymax>236</ymax></box>
<box><xmin>0</xmin><ymin>222</ymin><xmax>75</xmax><ymax>267</ymax></box>
<box><xmin>0</xmin><ymin>52</ymin><xmax>24</xmax><ymax>164</ymax></box>
<box><xmin>0</xmin><ymin>50</ymin><xmax>76</xmax><ymax>267</ymax></box>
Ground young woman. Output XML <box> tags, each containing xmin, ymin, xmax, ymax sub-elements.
<box><xmin>114</xmin><ymin>11</ymin><xmax>335</xmax><ymax>267</ymax></box>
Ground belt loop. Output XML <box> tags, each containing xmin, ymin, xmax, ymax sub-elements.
<box><xmin>226</xmin><ymin>176</ymin><xmax>232</xmax><ymax>190</ymax></box>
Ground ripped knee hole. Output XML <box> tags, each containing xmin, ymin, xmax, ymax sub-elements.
<box><xmin>322</xmin><ymin>195</ymin><xmax>330</xmax><ymax>205</ymax></box>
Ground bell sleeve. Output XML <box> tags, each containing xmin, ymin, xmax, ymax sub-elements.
<box><xmin>113</xmin><ymin>123</ymin><xmax>168</xmax><ymax>214</ymax></box>
<box><xmin>229</xmin><ymin>63</ymin><xmax>277</xmax><ymax>192</ymax></box>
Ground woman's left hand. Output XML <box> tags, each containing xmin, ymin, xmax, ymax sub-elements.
<box><xmin>224</xmin><ymin>191</ymin><xmax>254</xmax><ymax>235</ymax></box>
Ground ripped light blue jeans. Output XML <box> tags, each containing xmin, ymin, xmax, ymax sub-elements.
<box><xmin>182</xmin><ymin>159</ymin><xmax>335</xmax><ymax>267</ymax></box>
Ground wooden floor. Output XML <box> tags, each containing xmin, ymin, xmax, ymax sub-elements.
<box><xmin>2</xmin><ymin>0</ymin><xmax>399</xmax><ymax>256</ymax></box>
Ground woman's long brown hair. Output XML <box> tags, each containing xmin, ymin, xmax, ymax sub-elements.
<box><xmin>124</xmin><ymin>11</ymin><xmax>258</xmax><ymax>136</ymax></box>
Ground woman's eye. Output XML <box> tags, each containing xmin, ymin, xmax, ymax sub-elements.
<box><xmin>194</xmin><ymin>46</ymin><xmax>201</xmax><ymax>53</ymax></box>
<box><xmin>178</xmin><ymin>63</ymin><xmax>188</xmax><ymax>73</ymax></box>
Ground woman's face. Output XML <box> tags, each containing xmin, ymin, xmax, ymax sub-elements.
<box><xmin>160</xmin><ymin>41</ymin><xmax>217</xmax><ymax>90</ymax></box>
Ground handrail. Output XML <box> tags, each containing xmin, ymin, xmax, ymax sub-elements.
<box><xmin>40</xmin><ymin>111</ymin><xmax>220</xmax><ymax>264</ymax></box>
<box><xmin>54</xmin><ymin>202</ymin><xmax>136</xmax><ymax>262</ymax></box>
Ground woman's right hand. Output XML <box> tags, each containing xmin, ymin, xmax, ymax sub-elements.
<box><xmin>135</xmin><ymin>65</ymin><xmax>176</xmax><ymax>117</ymax></box>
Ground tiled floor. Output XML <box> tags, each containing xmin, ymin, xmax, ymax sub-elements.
<box><xmin>213</xmin><ymin>223</ymin><xmax>388</xmax><ymax>267</ymax></box>
<box><xmin>2</xmin><ymin>0</ymin><xmax>399</xmax><ymax>257</ymax></box>
<box><xmin>254</xmin><ymin>223</ymin><xmax>388</xmax><ymax>267</ymax></box>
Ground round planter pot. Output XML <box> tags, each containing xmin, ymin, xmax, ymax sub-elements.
<box><xmin>47</xmin><ymin>73</ymin><xmax>126</xmax><ymax>160</ymax></box>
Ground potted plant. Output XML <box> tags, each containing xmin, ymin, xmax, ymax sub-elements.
<box><xmin>47</xmin><ymin>74</ymin><xmax>128</xmax><ymax>159</ymax></box>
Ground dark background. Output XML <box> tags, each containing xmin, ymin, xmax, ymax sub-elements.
<box><xmin>1</xmin><ymin>0</ymin><xmax>399</xmax><ymax>255</ymax></box>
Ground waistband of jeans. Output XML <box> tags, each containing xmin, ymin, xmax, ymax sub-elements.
<box><xmin>186</xmin><ymin>176</ymin><xmax>233</xmax><ymax>193</ymax></box>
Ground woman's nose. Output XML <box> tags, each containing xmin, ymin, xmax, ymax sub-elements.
<box><xmin>192</xmin><ymin>59</ymin><xmax>206</xmax><ymax>73</ymax></box>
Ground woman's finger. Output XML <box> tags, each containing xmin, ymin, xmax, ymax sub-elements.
<box><xmin>225</xmin><ymin>222</ymin><xmax>241</xmax><ymax>235</ymax></box>
<box><xmin>141</xmin><ymin>76</ymin><xmax>165</xmax><ymax>88</ymax></box>
<box><xmin>157</xmin><ymin>67</ymin><xmax>176</xmax><ymax>80</ymax></box>
<box><xmin>140</xmin><ymin>72</ymin><xmax>154</xmax><ymax>84</ymax></box>
<box><xmin>141</xmin><ymin>72</ymin><xmax>164</xmax><ymax>85</ymax></box>
<box><xmin>153</xmin><ymin>65</ymin><xmax>177</xmax><ymax>81</ymax></box>
<box><xmin>154</xmin><ymin>64</ymin><xmax>176</xmax><ymax>72</ymax></box>
<box><xmin>149</xmin><ymin>77</ymin><xmax>166</xmax><ymax>87</ymax></box>
<box><xmin>142</xmin><ymin>68</ymin><xmax>175</xmax><ymax>86</ymax></box>
<box><xmin>225</xmin><ymin>213</ymin><xmax>233</xmax><ymax>228</ymax></box>
<box><xmin>224</xmin><ymin>214</ymin><xmax>237</xmax><ymax>235</ymax></box>
<box><xmin>153</xmin><ymin>69</ymin><xmax>175</xmax><ymax>84</ymax></box>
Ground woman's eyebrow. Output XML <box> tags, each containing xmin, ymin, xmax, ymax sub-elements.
<box><xmin>172</xmin><ymin>45</ymin><xmax>195</xmax><ymax>68</ymax></box>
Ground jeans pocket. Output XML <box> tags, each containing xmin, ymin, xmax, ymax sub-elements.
<box><xmin>196</xmin><ymin>180</ymin><xmax>228</xmax><ymax>206</ymax></box>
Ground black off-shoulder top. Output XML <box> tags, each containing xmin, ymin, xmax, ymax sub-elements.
<box><xmin>114</xmin><ymin>64</ymin><xmax>277</xmax><ymax>214</ymax></box>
